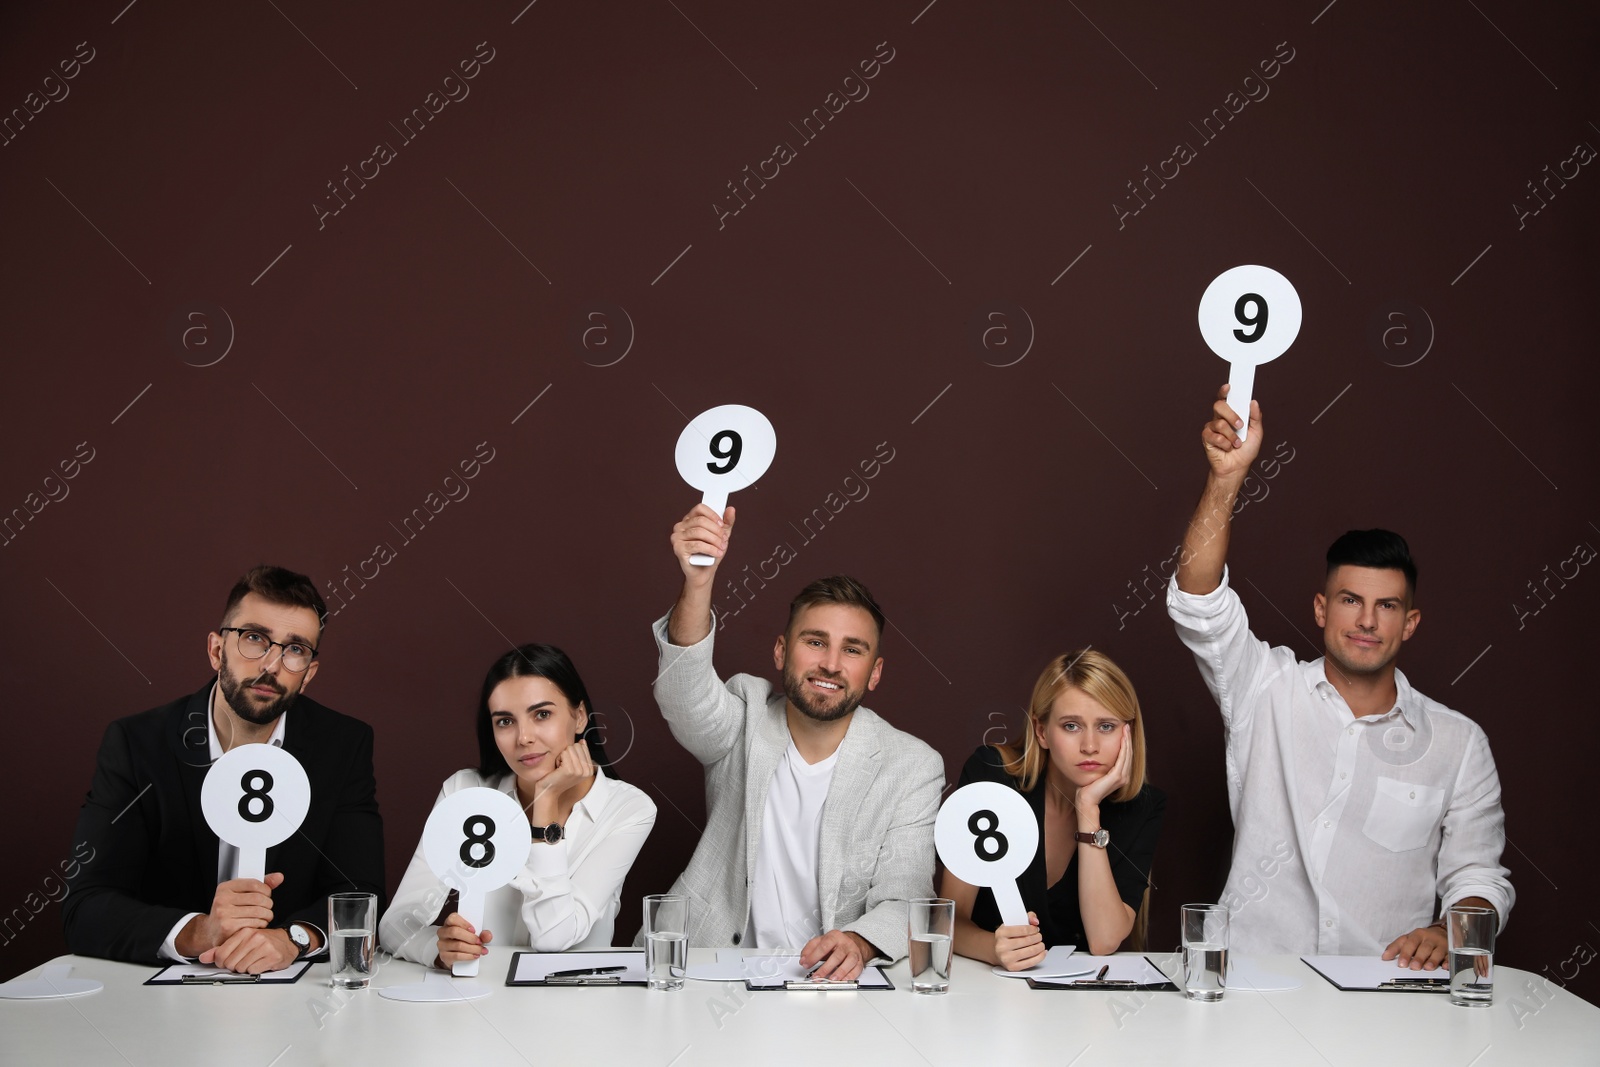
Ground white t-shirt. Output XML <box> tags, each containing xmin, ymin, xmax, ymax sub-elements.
<box><xmin>748</xmin><ymin>740</ymin><xmax>838</xmax><ymax>951</ymax></box>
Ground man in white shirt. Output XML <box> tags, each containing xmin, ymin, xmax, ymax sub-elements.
<box><xmin>1166</xmin><ymin>387</ymin><xmax>1513</xmax><ymax>967</ymax></box>
<box><xmin>645</xmin><ymin>504</ymin><xmax>945</xmax><ymax>980</ymax></box>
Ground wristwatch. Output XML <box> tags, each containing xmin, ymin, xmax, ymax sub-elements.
<box><xmin>534</xmin><ymin>822</ymin><xmax>565</xmax><ymax>845</ymax></box>
<box><xmin>1074</xmin><ymin>828</ymin><xmax>1110</xmax><ymax>849</ymax></box>
<box><xmin>287</xmin><ymin>923</ymin><xmax>314</xmax><ymax>959</ymax></box>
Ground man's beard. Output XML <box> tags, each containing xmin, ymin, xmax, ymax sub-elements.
<box><xmin>218</xmin><ymin>651</ymin><xmax>299</xmax><ymax>726</ymax></box>
<box><xmin>782</xmin><ymin>664</ymin><xmax>864</xmax><ymax>723</ymax></box>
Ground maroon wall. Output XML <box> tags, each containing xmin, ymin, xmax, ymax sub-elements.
<box><xmin>2</xmin><ymin>0</ymin><xmax>1596</xmax><ymax>1006</ymax></box>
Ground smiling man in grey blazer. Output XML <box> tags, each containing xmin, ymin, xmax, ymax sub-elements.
<box><xmin>646</xmin><ymin>503</ymin><xmax>944</xmax><ymax>980</ymax></box>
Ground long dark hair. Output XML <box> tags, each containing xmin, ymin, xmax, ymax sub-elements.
<box><xmin>474</xmin><ymin>644</ymin><xmax>621</xmax><ymax>780</ymax></box>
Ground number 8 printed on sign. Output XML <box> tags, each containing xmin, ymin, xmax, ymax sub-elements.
<box><xmin>200</xmin><ymin>746</ymin><xmax>312</xmax><ymax>881</ymax></box>
<box><xmin>460</xmin><ymin>816</ymin><xmax>496</xmax><ymax>868</ymax></box>
<box><xmin>935</xmin><ymin>782</ymin><xmax>1038</xmax><ymax>926</ymax></box>
<box><xmin>238</xmin><ymin>770</ymin><xmax>276</xmax><ymax>823</ymax></box>
<box><xmin>673</xmin><ymin>404</ymin><xmax>777</xmax><ymax>566</ymax></box>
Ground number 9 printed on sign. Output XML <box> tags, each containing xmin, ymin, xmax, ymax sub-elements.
<box><xmin>200</xmin><ymin>745</ymin><xmax>312</xmax><ymax>881</ymax></box>
<box><xmin>673</xmin><ymin>404</ymin><xmax>777</xmax><ymax>566</ymax></box>
<box><xmin>1197</xmin><ymin>265</ymin><xmax>1302</xmax><ymax>444</ymax></box>
<box><xmin>934</xmin><ymin>782</ymin><xmax>1038</xmax><ymax>926</ymax></box>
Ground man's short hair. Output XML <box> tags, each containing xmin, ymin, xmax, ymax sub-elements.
<box><xmin>222</xmin><ymin>565</ymin><xmax>328</xmax><ymax>629</ymax></box>
<box><xmin>785</xmin><ymin>576</ymin><xmax>885</xmax><ymax>643</ymax></box>
<box><xmin>1325</xmin><ymin>529</ymin><xmax>1417</xmax><ymax>598</ymax></box>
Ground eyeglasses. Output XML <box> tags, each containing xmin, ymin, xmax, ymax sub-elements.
<box><xmin>219</xmin><ymin>627</ymin><xmax>318</xmax><ymax>673</ymax></box>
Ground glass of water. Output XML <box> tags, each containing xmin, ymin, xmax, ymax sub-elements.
<box><xmin>1447</xmin><ymin>905</ymin><xmax>1496</xmax><ymax>1006</ymax></box>
<box><xmin>908</xmin><ymin>898</ymin><xmax>954</xmax><ymax>994</ymax></box>
<box><xmin>643</xmin><ymin>894</ymin><xmax>689</xmax><ymax>991</ymax></box>
<box><xmin>328</xmin><ymin>892</ymin><xmax>377</xmax><ymax>989</ymax></box>
<box><xmin>1181</xmin><ymin>903</ymin><xmax>1228</xmax><ymax>1002</ymax></box>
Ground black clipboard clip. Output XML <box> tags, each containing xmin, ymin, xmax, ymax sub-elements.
<box><xmin>1068</xmin><ymin>979</ymin><xmax>1143</xmax><ymax>988</ymax></box>
<box><xmin>1377</xmin><ymin>977</ymin><xmax>1449</xmax><ymax>993</ymax></box>
<box><xmin>785</xmin><ymin>979</ymin><xmax>858</xmax><ymax>990</ymax></box>
<box><xmin>180</xmin><ymin>973</ymin><xmax>261</xmax><ymax>984</ymax></box>
<box><xmin>547</xmin><ymin>975</ymin><xmax>623</xmax><ymax>986</ymax></box>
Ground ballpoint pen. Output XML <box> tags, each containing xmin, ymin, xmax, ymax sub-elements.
<box><xmin>547</xmin><ymin>966</ymin><xmax>627</xmax><ymax>979</ymax></box>
<box><xmin>1094</xmin><ymin>965</ymin><xmax>1110</xmax><ymax>981</ymax></box>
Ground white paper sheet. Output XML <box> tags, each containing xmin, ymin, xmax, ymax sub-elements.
<box><xmin>147</xmin><ymin>959</ymin><xmax>312</xmax><ymax>983</ymax></box>
<box><xmin>1032</xmin><ymin>955</ymin><xmax>1169</xmax><ymax>986</ymax></box>
<box><xmin>1301</xmin><ymin>955</ymin><xmax>1449</xmax><ymax>991</ymax></box>
<box><xmin>992</xmin><ymin>945</ymin><xmax>1088</xmax><ymax>978</ymax></box>
<box><xmin>0</xmin><ymin>963</ymin><xmax>102</xmax><ymax>999</ymax></box>
<box><xmin>378</xmin><ymin>968</ymin><xmax>493</xmax><ymax>1002</ymax></box>
<box><xmin>741</xmin><ymin>955</ymin><xmax>893</xmax><ymax>989</ymax></box>
<box><xmin>510</xmin><ymin>950</ymin><xmax>647</xmax><ymax>984</ymax></box>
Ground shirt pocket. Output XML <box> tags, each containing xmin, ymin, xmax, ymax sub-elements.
<box><xmin>1361</xmin><ymin>777</ymin><xmax>1445</xmax><ymax>853</ymax></box>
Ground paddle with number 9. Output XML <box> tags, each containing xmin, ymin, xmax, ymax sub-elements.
<box><xmin>421</xmin><ymin>788</ymin><xmax>533</xmax><ymax>977</ymax></box>
<box><xmin>673</xmin><ymin>405</ymin><xmax>777</xmax><ymax>565</ymax></box>
<box><xmin>934</xmin><ymin>782</ymin><xmax>1039</xmax><ymax>927</ymax></box>
<box><xmin>1197</xmin><ymin>265</ymin><xmax>1302</xmax><ymax>444</ymax></box>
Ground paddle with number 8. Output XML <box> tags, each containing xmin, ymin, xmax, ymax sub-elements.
<box><xmin>934</xmin><ymin>782</ymin><xmax>1039</xmax><ymax>927</ymax></box>
<box><xmin>199</xmin><ymin>745</ymin><xmax>311</xmax><ymax>881</ymax></box>
<box><xmin>421</xmin><ymin>788</ymin><xmax>533</xmax><ymax>977</ymax></box>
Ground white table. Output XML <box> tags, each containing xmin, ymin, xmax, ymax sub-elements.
<box><xmin>3</xmin><ymin>951</ymin><xmax>1596</xmax><ymax>1066</ymax></box>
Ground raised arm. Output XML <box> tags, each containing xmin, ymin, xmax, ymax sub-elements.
<box><xmin>653</xmin><ymin>504</ymin><xmax>755</xmax><ymax>765</ymax></box>
<box><xmin>667</xmin><ymin>503</ymin><xmax>735</xmax><ymax>646</ymax></box>
<box><xmin>1175</xmin><ymin>385</ymin><xmax>1263</xmax><ymax>596</ymax></box>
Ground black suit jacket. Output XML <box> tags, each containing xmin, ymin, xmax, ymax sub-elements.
<box><xmin>63</xmin><ymin>682</ymin><xmax>385</xmax><ymax>964</ymax></box>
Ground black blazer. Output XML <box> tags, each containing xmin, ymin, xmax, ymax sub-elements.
<box><xmin>63</xmin><ymin>682</ymin><xmax>385</xmax><ymax>964</ymax></box>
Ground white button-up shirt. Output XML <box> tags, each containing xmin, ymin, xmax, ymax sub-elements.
<box><xmin>1167</xmin><ymin>568</ymin><xmax>1514</xmax><ymax>955</ymax></box>
<box><xmin>380</xmin><ymin>766</ymin><xmax>657</xmax><ymax>964</ymax></box>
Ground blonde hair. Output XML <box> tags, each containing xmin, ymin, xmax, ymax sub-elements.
<box><xmin>996</xmin><ymin>649</ymin><xmax>1148</xmax><ymax>802</ymax></box>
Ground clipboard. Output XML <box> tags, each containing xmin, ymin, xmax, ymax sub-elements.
<box><xmin>1301</xmin><ymin>955</ymin><xmax>1451</xmax><ymax>994</ymax></box>
<box><xmin>1025</xmin><ymin>955</ymin><xmax>1177</xmax><ymax>991</ymax></box>
<box><xmin>505</xmin><ymin>950</ymin><xmax>648</xmax><ymax>987</ymax></box>
<box><xmin>740</xmin><ymin>956</ymin><xmax>896</xmax><ymax>992</ymax></box>
<box><xmin>145</xmin><ymin>959</ymin><xmax>313</xmax><ymax>985</ymax></box>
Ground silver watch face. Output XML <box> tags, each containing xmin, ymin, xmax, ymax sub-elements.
<box><xmin>1095</xmin><ymin>829</ymin><xmax>1110</xmax><ymax>848</ymax></box>
<box><xmin>289</xmin><ymin>924</ymin><xmax>310</xmax><ymax>948</ymax></box>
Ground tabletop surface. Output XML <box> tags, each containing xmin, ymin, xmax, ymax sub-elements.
<box><xmin>3</xmin><ymin>950</ymin><xmax>1596</xmax><ymax>1067</ymax></box>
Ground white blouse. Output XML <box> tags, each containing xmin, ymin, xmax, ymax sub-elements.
<box><xmin>379</xmin><ymin>767</ymin><xmax>656</xmax><ymax>965</ymax></box>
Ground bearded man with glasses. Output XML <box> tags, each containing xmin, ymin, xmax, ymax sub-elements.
<box><xmin>63</xmin><ymin>566</ymin><xmax>385</xmax><ymax>972</ymax></box>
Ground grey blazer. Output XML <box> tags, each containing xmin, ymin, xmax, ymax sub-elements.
<box><xmin>641</xmin><ymin>614</ymin><xmax>944</xmax><ymax>961</ymax></box>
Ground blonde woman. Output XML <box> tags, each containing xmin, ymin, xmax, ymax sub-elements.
<box><xmin>942</xmin><ymin>650</ymin><xmax>1165</xmax><ymax>968</ymax></box>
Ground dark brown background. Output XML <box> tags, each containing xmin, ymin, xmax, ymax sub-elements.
<box><xmin>2</xmin><ymin>0</ymin><xmax>1596</xmax><ymax>1008</ymax></box>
